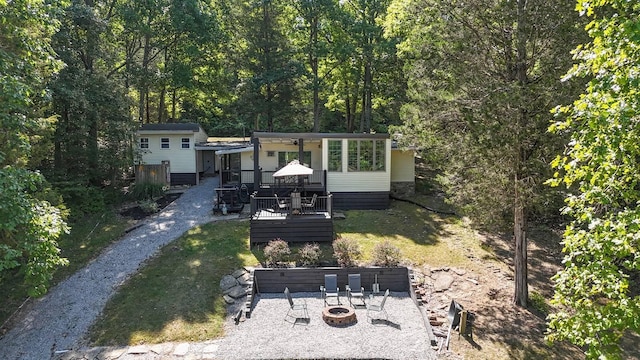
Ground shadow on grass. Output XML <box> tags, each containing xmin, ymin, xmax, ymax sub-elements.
<box><xmin>88</xmin><ymin>220</ymin><xmax>255</xmax><ymax>346</ymax></box>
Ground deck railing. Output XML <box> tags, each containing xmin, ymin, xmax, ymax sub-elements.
<box><xmin>229</xmin><ymin>170</ymin><xmax>324</xmax><ymax>188</ymax></box>
<box><xmin>250</xmin><ymin>193</ymin><xmax>332</xmax><ymax>218</ymax></box>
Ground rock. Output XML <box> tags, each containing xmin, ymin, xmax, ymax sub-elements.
<box><xmin>231</xmin><ymin>269</ymin><xmax>247</xmax><ymax>278</ymax></box>
<box><xmin>223</xmin><ymin>295</ymin><xmax>235</xmax><ymax>304</ymax></box>
<box><xmin>433</xmin><ymin>273</ymin><xmax>455</xmax><ymax>292</ymax></box>
<box><xmin>173</xmin><ymin>343</ymin><xmax>190</xmax><ymax>356</ymax></box>
<box><xmin>227</xmin><ymin>285</ymin><xmax>247</xmax><ymax>299</ymax></box>
<box><xmin>452</xmin><ymin>268</ymin><xmax>467</xmax><ymax>276</ymax></box>
<box><xmin>237</xmin><ymin>275</ymin><xmax>252</xmax><ymax>286</ymax></box>
<box><xmin>220</xmin><ymin>275</ymin><xmax>238</xmax><ymax>291</ymax></box>
<box><xmin>127</xmin><ymin>345</ymin><xmax>149</xmax><ymax>354</ymax></box>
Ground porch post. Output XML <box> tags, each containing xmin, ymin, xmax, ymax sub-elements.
<box><xmin>298</xmin><ymin>138</ymin><xmax>304</xmax><ymax>188</ymax></box>
<box><xmin>253</xmin><ymin>137</ymin><xmax>260</xmax><ymax>192</ymax></box>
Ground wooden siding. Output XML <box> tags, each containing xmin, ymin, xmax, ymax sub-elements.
<box><xmin>253</xmin><ymin>267</ymin><xmax>409</xmax><ymax>293</ymax></box>
<box><xmin>170</xmin><ymin>173</ymin><xmax>197</xmax><ymax>186</ymax></box>
<box><xmin>391</xmin><ymin>150</ymin><xmax>415</xmax><ymax>183</ymax></box>
<box><xmin>250</xmin><ymin>215</ymin><xmax>333</xmax><ymax>245</ymax></box>
<box><xmin>135</xmin><ymin>164</ymin><xmax>170</xmax><ymax>185</ymax></box>
<box><xmin>332</xmin><ymin>192</ymin><xmax>390</xmax><ymax>210</ymax></box>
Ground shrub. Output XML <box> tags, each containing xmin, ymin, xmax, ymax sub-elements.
<box><xmin>298</xmin><ymin>243</ymin><xmax>320</xmax><ymax>267</ymax></box>
<box><xmin>371</xmin><ymin>240</ymin><xmax>403</xmax><ymax>267</ymax></box>
<box><xmin>138</xmin><ymin>199</ymin><xmax>159</xmax><ymax>214</ymax></box>
<box><xmin>529</xmin><ymin>291</ymin><xmax>550</xmax><ymax>315</ymax></box>
<box><xmin>55</xmin><ymin>181</ymin><xmax>106</xmax><ymax>218</ymax></box>
<box><xmin>264</xmin><ymin>238</ymin><xmax>291</xmax><ymax>267</ymax></box>
<box><xmin>130</xmin><ymin>181</ymin><xmax>166</xmax><ymax>200</ymax></box>
<box><xmin>332</xmin><ymin>237</ymin><xmax>361</xmax><ymax>267</ymax></box>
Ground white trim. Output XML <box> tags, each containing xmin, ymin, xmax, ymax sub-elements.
<box><xmin>215</xmin><ymin>146</ymin><xmax>253</xmax><ymax>156</ymax></box>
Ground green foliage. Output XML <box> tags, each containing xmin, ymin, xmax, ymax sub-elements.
<box><xmin>546</xmin><ymin>1</ymin><xmax>640</xmax><ymax>358</ymax></box>
<box><xmin>371</xmin><ymin>240</ymin><xmax>402</xmax><ymax>267</ymax></box>
<box><xmin>332</xmin><ymin>237</ymin><xmax>362</xmax><ymax>267</ymax></box>
<box><xmin>263</xmin><ymin>238</ymin><xmax>291</xmax><ymax>267</ymax></box>
<box><xmin>130</xmin><ymin>182</ymin><xmax>166</xmax><ymax>201</ymax></box>
<box><xmin>528</xmin><ymin>291</ymin><xmax>549</xmax><ymax>316</ymax></box>
<box><xmin>55</xmin><ymin>182</ymin><xmax>106</xmax><ymax>218</ymax></box>
<box><xmin>138</xmin><ymin>199</ymin><xmax>159</xmax><ymax>214</ymax></box>
<box><xmin>297</xmin><ymin>242</ymin><xmax>321</xmax><ymax>267</ymax></box>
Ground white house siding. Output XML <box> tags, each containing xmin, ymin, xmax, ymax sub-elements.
<box><xmin>391</xmin><ymin>150</ymin><xmax>415</xmax><ymax>182</ymax></box>
<box><xmin>252</xmin><ymin>142</ymin><xmax>323</xmax><ymax>172</ymax></box>
<box><xmin>323</xmin><ymin>138</ymin><xmax>391</xmax><ymax>192</ymax></box>
<box><xmin>139</xmin><ymin>133</ymin><xmax>196</xmax><ymax>173</ymax></box>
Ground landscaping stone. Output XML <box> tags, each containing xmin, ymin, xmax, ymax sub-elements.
<box><xmin>227</xmin><ymin>285</ymin><xmax>247</xmax><ymax>299</ymax></box>
<box><xmin>173</xmin><ymin>343</ymin><xmax>190</xmax><ymax>356</ymax></box>
<box><xmin>237</xmin><ymin>274</ymin><xmax>252</xmax><ymax>286</ymax></box>
<box><xmin>433</xmin><ymin>273</ymin><xmax>455</xmax><ymax>292</ymax></box>
<box><xmin>127</xmin><ymin>345</ymin><xmax>149</xmax><ymax>354</ymax></box>
<box><xmin>223</xmin><ymin>295</ymin><xmax>236</xmax><ymax>304</ymax></box>
<box><xmin>452</xmin><ymin>267</ymin><xmax>467</xmax><ymax>276</ymax></box>
<box><xmin>220</xmin><ymin>275</ymin><xmax>239</xmax><ymax>291</ymax></box>
<box><xmin>231</xmin><ymin>269</ymin><xmax>247</xmax><ymax>278</ymax></box>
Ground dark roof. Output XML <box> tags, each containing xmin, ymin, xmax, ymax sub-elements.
<box><xmin>139</xmin><ymin>123</ymin><xmax>202</xmax><ymax>132</ymax></box>
<box><xmin>252</xmin><ymin>132</ymin><xmax>389</xmax><ymax>139</ymax></box>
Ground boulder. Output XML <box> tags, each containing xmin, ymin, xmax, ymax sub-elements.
<box><xmin>433</xmin><ymin>273</ymin><xmax>455</xmax><ymax>292</ymax></box>
<box><xmin>227</xmin><ymin>285</ymin><xmax>247</xmax><ymax>299</ymax></box>
<box><xmin>220</xmin><ymin>275</ymin><xmax>238</xmax><ymax>292</ymax></box>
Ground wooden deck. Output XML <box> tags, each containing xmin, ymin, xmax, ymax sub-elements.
<box><xmin>250</xmin><ymin>212</ymin><xmax>333</xmax><ymax>245</ymax></box>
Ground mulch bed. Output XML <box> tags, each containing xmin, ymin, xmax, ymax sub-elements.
<box><xmin>119</xmin><ymin>193</ymin><xmax>182</xmax><ymax>220</ymax></box>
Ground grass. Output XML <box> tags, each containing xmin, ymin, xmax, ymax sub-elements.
<box><xmin>89</xmin><ymin>221</ymin><xmax>258</xmax><ymax>345</ymax></box>
<box><xmin>0</xmin><ymin>210</ymin><xmax>129</xmax><ymax>327</ymax></box>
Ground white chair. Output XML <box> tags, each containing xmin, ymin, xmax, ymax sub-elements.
<box><xmin>284</xmin><ymin>287</ymin><xmax>308</xmax><ymax>325</ymax></box>
<box><xmin>366</xmin><ymin>289</ymin><xmax>390</xmax><ymax>322</ymax></box>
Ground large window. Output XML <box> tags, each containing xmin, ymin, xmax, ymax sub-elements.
<box><xmin>328</xmin><ymin>140</ymin><xmax>342</xmax><ymax>172</ymax></box>
<box><xmin>348</xmin><ymin>140</ymin><xmax>385</xmax><ymax>171</ymax></box>
<box><xmin>161</xmin><ymin>138</ymin><xmax>170</xmax><ymax>149</ymax></box>
<box><xmin>139</xmin><ymin>138</ymin><xmax>149</xmax><ymax>149</ymax></box>
<box><xmin>278</xmin><ymin>151</ymin><xmax>311</xmax><ymax>168</ymax></box>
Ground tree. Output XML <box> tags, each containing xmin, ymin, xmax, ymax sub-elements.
<box><xmin>387</xmin><ymin>0</ymin><xmax>582</xmax><ymax>306</ymax></box>
<box><xmin>0</xmin><ymin>0</ymin><xmax>69</xmax><ymax>297</ymax></box>
<box><xmin>546</xmin><ymin>1</ymin><xmax>640</xmax><ymax>358</ymax></box>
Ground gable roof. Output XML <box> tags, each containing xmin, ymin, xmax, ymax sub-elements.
<box><xmin>139</xmin><ymin>123</ymin><xmax>202</xmax><ymax>132</ymax></box>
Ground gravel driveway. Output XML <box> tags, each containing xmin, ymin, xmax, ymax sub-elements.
<box><xmin>0</xmin><ymin>177</ymin><xmax>228</xmax><ymax>360</ymax></box>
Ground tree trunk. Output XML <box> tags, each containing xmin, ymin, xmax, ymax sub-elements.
<box><xmin>513</xmin><ymin>0</ymin><xmax>529</xmax><ymax>308</ymax></box>
<box><xmin>513</xmin><ymin>183</ymin><xmax>528</xmax><ymax>307</ymax></box>
<box><xmin>311</xmin><ymin>15</ymin><xmax>320</xmax><ymax>132</ymax></box>
<box><xmin>139</xmin><ymin>33</ymin><xmax>150</xmax><ymax>123</ymax></box>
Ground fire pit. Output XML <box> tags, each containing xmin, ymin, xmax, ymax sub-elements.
<box><xmin>322</xmin><ymin>306</ymin><xmax>357</xmax><ymax>326</ymax></box>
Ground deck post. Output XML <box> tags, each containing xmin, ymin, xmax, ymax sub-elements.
<box><xmin>253</xmin><ymin>137</ymin><xmax>260</xmax><ymax>191</ymax></box>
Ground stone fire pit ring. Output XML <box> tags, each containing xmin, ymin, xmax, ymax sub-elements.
<box><xmin>322</xmin><ymin>305</ymin><xmax>357</xmax><ymax>326</ymax></box>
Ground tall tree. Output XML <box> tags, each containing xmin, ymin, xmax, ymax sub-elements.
<box><xmin>387</xmin><ymin>0</ymin><xmax>582</xmax><ymax>306</ymax></box>
<box><xmin>547</xmin><ymin>1</ymin><xmax>640</xmax><ymax>358</ymax></box>
<box><xmin>0</xmin><ymin>0</ymin><xmax>69</xmax><ymax>297</ymax></box>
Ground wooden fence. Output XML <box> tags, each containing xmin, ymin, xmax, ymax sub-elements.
<box><xmin>135</xmin><ymin>163</ymin><xmax>170</xmax><ymax>185</ymax></box>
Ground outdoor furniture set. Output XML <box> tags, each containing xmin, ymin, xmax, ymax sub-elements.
<box><xmin>284</xmin><ymin>274</ymin><xmax>390</xmax><ymax>326</ymax></box>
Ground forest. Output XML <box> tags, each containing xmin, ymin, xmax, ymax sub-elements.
<box><xmin>1</xmin><ymin>0</ymin><xmax>639</xmax><ymax>358</ymax></box>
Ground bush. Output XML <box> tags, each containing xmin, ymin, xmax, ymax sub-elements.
<box><xmin>55</xmin><ymin>181</ymin><xmax>106</xmax><ymax>218</ymax></box>
<box><xmin>130</xmin><ymin>181</ymin><xmax>166</xmax><ymax>200</ymax></box>
<box><xmin>297</xmin><ymin>243</ymin><xmax>320</xmax><ymax>267</ymax></box>
<box><xmin>264</xmin><ymin>238</ymin><xmax>291</xmax><ymax>267</ymax></box>
<box><xmin>529</xmin><ymin>291</ymin><xmax>550</xmax><ymax>315</ymax></box>
<box><xmin>332</xmin><ymin>237</ymin><xmax>361</xmax><ymax>267</ymax></box>
<box><xmin>138</xmin><ymin>199</ymin><xmax>159</xmax><ymax>214</ymax></box>
<box><xmin>371</xmin><ymin>240</ymin><xmax>402</xmax><ymax>267</ymax></box>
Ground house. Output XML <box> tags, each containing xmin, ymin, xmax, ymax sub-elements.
<box><xmin>242</xmin><ymin>132</ymin><xmax>416</xmax><ymax>245</ymax></box>
<box><xmin>135</xmin><ymin>123</ymin><xmax>251</xmax><ymax>186</ymax></box>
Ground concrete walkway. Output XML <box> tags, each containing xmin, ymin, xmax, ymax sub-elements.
<box><xmin>0</xmin><ymin>177</ymin><xmax>237</xmax><ymax>360</ymax></box>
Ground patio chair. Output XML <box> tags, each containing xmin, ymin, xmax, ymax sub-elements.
<box><xmin>346</xmin><ymin>273</ymin><xmax>366</xmax><ymax>307</ymax></box>
<box><xmin>273</xmin><ymin>194</ymin><xmax>288</xmax><ymax>211</ymax></box>
<box><xmin>320</xmin><ymin>274</ymin><xmax>340</xmax><ymax>305</ymax></box>
<box><xmin>284</xmin><ymin>287</ymin><xmax>309</xmax><ymax>325</ymax></box>
<box><xmin>302</xmin><ymin>193</ymin><xmax>317</xmax><ymax>212</ymax></box>
<box><xmin>366</xmin><ymin>289</ymin><xmax>390</xmax><ymax>322</ymax></box>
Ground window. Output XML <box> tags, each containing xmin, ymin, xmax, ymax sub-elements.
<box><xmin>161</xmin><ymin>138</ymin><xmax>170</xmax><ymax>149</ymax></box>
<box><xmin>278</xmin><ymin>151</ymin><xmax>311</xmax><ymax>168</ymax></box>
<box><xmin>140</xmin><ymin>138</ymin><xmax>149</xmax><ymax>149</ymax></box>
<box><xmin>181</xmin><ymin>138</ymin><xmax>190</xmax><ymax>149</ymax></box>
<box><xmin>347</xmin><ymin>139</ymin><xmax>385</xmax><ymax>172</ymax></box>
<box><xmin>328</xmin><ymin>140</ymin><xmax>342</xmax><ymax>172</ymax></box>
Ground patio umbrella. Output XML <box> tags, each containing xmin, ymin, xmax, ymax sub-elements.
<box><xmin>272</xmin><ymin>159</ymin><xmax>313</xmax><ymax>177</ymax></box>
